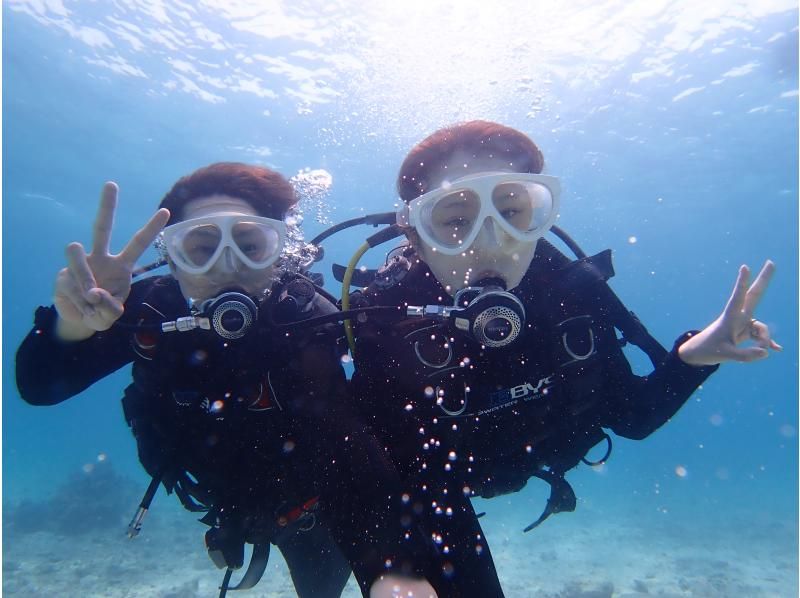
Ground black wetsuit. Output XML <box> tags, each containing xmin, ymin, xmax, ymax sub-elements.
<box><xmin>16</xmin><ymin>275</ymin><xmax>434</xmax><ymax>597</ymax></box>
<box><xmin>350</xmin><ymin>240</ymin><xmax>719</xmax><ymax>597</ymax></box>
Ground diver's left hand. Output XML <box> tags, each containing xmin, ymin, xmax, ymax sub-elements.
<box><xmin>678</xmin><ymin>260</ymin><xmax>782</xmax><ymax>366</ymax></box>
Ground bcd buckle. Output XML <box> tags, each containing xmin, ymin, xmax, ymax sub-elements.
<box><xmin>275</xmin><ymin>496</ymin><xmax>319</xmax><ymax>531</ymax></box>
<box><xmin>205</xmin><ymin>526</ymin><xmax>245</xmax><ymax>570</ymax></box>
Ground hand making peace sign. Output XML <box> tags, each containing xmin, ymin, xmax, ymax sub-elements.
<box><xmin>53</xmin><ymin>182</ymin><xmax>170</xmax><ymax>340</ymax></box>
<box><xmin>678</xmin><ymin>261</ymin><xmax>782</xmax><ymax>366</ymax></box>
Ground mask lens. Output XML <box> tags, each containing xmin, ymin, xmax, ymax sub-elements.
<box><xmin>166</xmin><ymin>217</ymin><xmax>284</xmax><ymax>273</ymax></box>
<box><xmin>492</xmin><ymin>182</ymin><xmax>554</xmax><ymax>234</ymax></box>
<box><xmin>425</xmin><ymin>189</ymin><xmax>481</xmax><ymax>249</ymax></box>
<box><xmin>173</xmin><ymin>223</ymin><xmax>223</xmax><ymax>269</ymax></box>
<box><xmin>232</xmin><ymin>221</ymin><xmax>281</xmax><ymax>265</ymax></box>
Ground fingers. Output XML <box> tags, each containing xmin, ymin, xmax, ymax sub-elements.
<box><xmin>724</xmin><ymin>260</ymin><xmax>775</xmax><ymax>319</ymax></box>
<box><xmin>740</xmin><ymin>260</ymin><xmax>780</xmax><ymax>355</ymax></box>
<box><xmin>53</xmin><ymin>267</ymin><xmax>87</xmax><ymax>323</ymax></box>
<box><xmin>726</xmin><ymin>345</ymin><xmax>770</xmax><ymax>363</ymax></box>
<box><xmin>85</xmin><ymin>289</ymin><xmax>125</xmax><ymax>329</ymax></box>
<box><xmin>750</xmin><ymin>320</ymin><xmax>783</xmax><ymax>352</ymax></box>
<box><xmin>119</xmin><ymin>208</ymin><xmax>171</xmax><ymax>267</ymax></box>
<box><xmin>743</xmin><ymin>260</ymin><xmax>775</xmax><ymax>314</ymax></box>
<box><xmin>56</xmin><ymin>272</ymin><xmax>124</xmax><ymax>330</ymax></box>
<box><xmin>92</xmin><ymin>182</ymin><xmax>119</xmax><ymax>256</ymax></box>
<box><xmin>61</xmin><ymin>243</ymin><xmax>103</xmax><ymax>320</ymax></box>
<box><xmin>65</xmin><ymin>242</ymin><xmax>97</xmax><ymax>296</ymax></box>
<box><xmin>722</xmin><ymin>264</ymin><xmax>750</xmax><ymax>319</ymax></box>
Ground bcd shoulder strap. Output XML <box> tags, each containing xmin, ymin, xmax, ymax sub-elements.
<box><xmin>545</xmin><ymin>247</ymin><xmax>668</xmax><ymax>368</ymax></box>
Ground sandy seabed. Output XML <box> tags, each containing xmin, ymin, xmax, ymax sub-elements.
<box><xmin>4</xmin><ymin>497</ymin><xmax>796</xmax><ymax>598</ymax></box>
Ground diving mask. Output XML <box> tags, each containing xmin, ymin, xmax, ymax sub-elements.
<box><xmin>397</xmin><ymin>172</ymin><xmax>560</xmax><ymax>255</ymax></box>
<box><xmin>160</xmin><ymin>213</ymin><xmax>286</xmax><ymax>275</ymax></box>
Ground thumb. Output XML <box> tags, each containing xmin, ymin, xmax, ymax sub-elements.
<box><xmin>727</xmin><ymin>346</ymin><xmax>769</xmax><ymax>363</ymax></box>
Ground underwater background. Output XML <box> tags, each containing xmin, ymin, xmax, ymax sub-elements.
<box><xmin>3</xmin><ymin>1</ymin><xmax>798</xmax><ymax>596</ymax></box>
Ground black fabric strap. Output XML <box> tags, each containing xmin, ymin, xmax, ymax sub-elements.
<box><xmin>524</xmin><ymin>470</ymin><xmax>577</xmax><ymax>532</ymax></box>
<box><xmin>229</xmin><ymin>543</ymin><xmax>271</xmax><ymax>591</ymax></box>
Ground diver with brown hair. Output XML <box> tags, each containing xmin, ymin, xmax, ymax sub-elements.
<box><xmin>15</xmin><ymin>162</ymin><xmax>442</xmax><ymax>598</ymax></box>
<box><xmin>338</xmin><ymin>121</ymin><xmax>780</xmax><ymax>596</ymax></box>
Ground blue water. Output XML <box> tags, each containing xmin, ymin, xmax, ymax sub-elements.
<box><xmin>4</xmin><ymin>2</ymin><xmax>798</xmax><ymax>596</ymax></box>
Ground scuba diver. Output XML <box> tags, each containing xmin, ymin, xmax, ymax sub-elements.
<box><xmin>309</xmin><ymin>121</ymin><xmax>781</xmax><ymax>596</ymax></box>
<box><xmin>14</xmin><ymin>163</ymin><xmax>442</xmax><ymax>598</ymax></box>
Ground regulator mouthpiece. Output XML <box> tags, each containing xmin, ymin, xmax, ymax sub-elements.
<box><xmin>197</xmin><ymin>291</ymin><xmax>258</xmax><ymax>340</ymax></box>
<box><xmin>452</xmin><ymin>286</ymin><xmax>525</xmax><ymax>348</ymax></box>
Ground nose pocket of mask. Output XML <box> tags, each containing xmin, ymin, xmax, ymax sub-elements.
<box><xmin>467</xmin><ymin>217</ymin><xmax>501</xmax><ymax>249</ymax></box>
<box><xmin>219</xmin><ymin>246</ymin><xmax>239</xmax><ymax>272</ymax></box>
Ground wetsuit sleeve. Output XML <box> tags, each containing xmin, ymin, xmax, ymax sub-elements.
<box><xmin>600</xmin><ymin>329</ymin><xmax>719</xmax><ymax>440</ymax></box>
<box><xmin>14</xmin><ymin>284</ymin><xmax>148</xmax><ymax>406</ymax></box>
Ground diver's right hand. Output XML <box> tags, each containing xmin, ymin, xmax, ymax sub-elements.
<box><xmin>53</xmin><ymin>182</ymin><xmax>170</xmax><ymax>341</ymax></box>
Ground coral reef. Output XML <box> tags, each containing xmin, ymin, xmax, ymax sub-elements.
<box><xmin>6</xmin><ymin>460</ymin><xmax>140</xmax><ymax>537</ymax></box>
